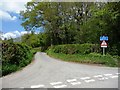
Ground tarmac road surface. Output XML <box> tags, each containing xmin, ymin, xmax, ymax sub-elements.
<box><xmin>1</xmin><ymin>52</ymin><xmax>119</xmax><ymax>89</ymax></box>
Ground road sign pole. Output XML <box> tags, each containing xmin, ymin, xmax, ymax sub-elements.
<box><xmin>103</xmin><ymin>47</ymin><xmax>105</xmax><ymax>55</ymax></box>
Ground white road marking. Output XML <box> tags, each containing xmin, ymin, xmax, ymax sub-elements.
<box><xmin>98</xmin><ymin>77</ymin><xmax>108</xmax><ymax>80</ymax></box>
<box><xmin>84</xmin><ymin>79</ymin><xmax>95</xmax><ymax>83</ymax></box>
<box><xmin>103</xmin><ymin>77</ymin><xmax>109</xmax><ymax>80</ymax></box>
<box><xmin>71</xmin><ymin>82</ymin><xmax>81</xmax><ymax>85</ymax></box>
<box><xmin>53</xmin><ymin>85</ymin><xmax>67</xmax><ymax>88</ymax></box>
<box><xmin>116</xmin><ymin>73</ymin><xmax>120</xmax><ymax>75</ymax></box>
<box><xmin>66</xmin><ymin>79</ymin><xmax>77</xmax><ymax>82</ymax></box>
<box><xmin>31</xmin><ymin>85</ymin><xmax>45</xmax><ymax>88</ymax></box>
<box><xmin>50</xmin><ymin>82</ymin><xmax>62</xmax><ymax>85</ymax></box>
<box><xmin>80</xmin><ymin>77</ymin><xmax>91</xmax><ymax>80</ymax></box>
<box><xmin>110</xmin><ymin>75</ymin><xmax>118</xmax><ymax>78</ymax></box>
<box><xmin>104</xmin><ymin>77</ymin><xmax>108</xmax><ymax>79</ymax></box>
<box><xmin>104</xmin><ymin>74</ymin><xmax>112</xmax><ymax>76</ymax></box>
<box><xmin>94</xmin><ymin>75</ymin><xmax>103</xmax><ymax>78</ymax></box>
<box><xmin>98</xmin><ymin>78</ymin><xmax>105</xmax><ymax>80</ymax></box>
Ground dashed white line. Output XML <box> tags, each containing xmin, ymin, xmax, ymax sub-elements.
<box><xmin>50</xmin><ymin>82</ymin><xmax>62</xmax><ymax>85</ymax></box>
<box><xmin>94</xmin><ymin>75</ymin><xmax>103</xmax><ymax>78</ymax></box>
<box><xmin>98</xmin><ymin>77</ymin><xmax>108</xmax><ymax>80</ymax></box>
<box><xmin>53</xmin><ymin>85</ymin><xmax>67</xmax><ymax>88</ymax></box>
<box><xmin>30</xmin><ymin>73</ymin><xmax>118</xmax><ymax>88</ymax></box>
<box><xmin>110</xmin><ymin>75</ymin><xmax>118</xmax><ymax>78</ymax></box>
<box><xmin>71</xmin><ymin>82</ymin><xmax>81</xmax><ymax>85</ymax></box>
<box><xmin>98</xmin><ymin>78</ymin><xmax>105</xmax><ymax>80</ymax></box>
<box><xmin>66</xmin><ymin>79</ymin><xmax>77</xmax><ymax>82</ymax></box>
<box><xmin>31</xmin><ymin>85</ymin><xmax>45</xmax><ymax>88</ymax></box>
<box><xmin>104</xmin><ymin>74</ymin><xmax>112</xmax><ymax>76</ymax></box>
<box><xmin>80</xmin><ymin>77</ymin><xmax>91</xmax><ymax>80</ymax></box>
<box><xmin>84</xmin><ymin>79</ymin><xmax>95</xmax><ymax>83</ymax></box>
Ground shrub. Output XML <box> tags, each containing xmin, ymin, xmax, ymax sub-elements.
<box><xmin>2</xmin><ymin>41</ymin><xmax>33</xmax><ymax>76</ymax></box>
<box><xmin>48</xmin><ymin>43</ymin><xmax>100</xmax><ymax>55</ymax></box>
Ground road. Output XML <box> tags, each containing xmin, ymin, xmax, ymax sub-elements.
<box><xmin>1</xmin><ymin>52</ymin><xmax>119</xmax><ymax>89</ymax></box>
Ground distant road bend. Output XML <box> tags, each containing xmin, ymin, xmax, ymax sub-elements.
<box><xmin>1</xmin><ymin>52</ymin><xmax>119</xmax><ymax>88</ymax></box>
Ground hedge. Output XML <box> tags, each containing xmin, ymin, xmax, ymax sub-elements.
<box><xmin>47</xmin><ymin>44</ymin><xmax>119</xmax><ymax>67</ymax></box>
<box><xmin>2</xmin><ymin>41</ymin><xmax>34</xmax><ymax>76</ymax></box>
<box><xmin>48</xmin><ymin>43</ymin><xmax>100</xmax><ymax>55</ymax></box>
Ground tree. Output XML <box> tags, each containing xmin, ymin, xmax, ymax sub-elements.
<box><xmin>20</xmin><ymin>2</ymin><xmax>94</xmax><ymax>45</ymax></box>
<box><xmin>20</xmin><ymin>2</ymin><xmax>120</xmax><ymax>55</ymax></box>
<box><xmin>79</xmin><ymin>2</ymin><xmax>120</xmax><ymax>55</ymax></box>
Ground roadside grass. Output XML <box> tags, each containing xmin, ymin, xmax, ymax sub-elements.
<box><xmin>47</xmin><ymin>50</ymin><xmax>120</xmax><ymax>67</ymax></box>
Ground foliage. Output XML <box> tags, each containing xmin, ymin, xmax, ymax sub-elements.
<box><xmin>2</xmin><ymin>40</ymin><xmax>34</xmax><ymax>76</ymax></box>
<box><xmin>21</xmin><ymin>32</ymin><xmax>40</xmax><ymax>48</ymax></box>
<box><xmin>21</xmin><ymin>32</ymin><xmax>49</xmax><ymax>51</ymax></box>
<box><xmin>80</xmin><ymin>2</ymin><xmax>120</xmax><ymax>55</ymax></box>
<box><xmin>47</xmin><ymin>50</ymin><xmax>119</xmax><ymax>67</ymax></box>
<box><xmin>20</xmin><ymin>2</ymin><xmax>94</xmax><ymax>45</ymax></box>
<box><xmin>20</xmin><ymin>2</ymin><xmax>120</xmax><ymax>56</ymax></box>
<box><xmin>33</xmin><ymin>47</ymin><xmax>41</xmax><ymax>52</ymax></box>
<box><xmin>48</xmin><ymin>43</ymin><xmax>100</xmax><ymax>55</ymax></box>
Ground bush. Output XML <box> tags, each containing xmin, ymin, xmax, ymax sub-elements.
<box><xmin>47</xmin><ymin>44</ymin><xmax>119</xmax><ymax>67</ymax></box>
<box><xmin>49</xmin><ymin>43</ymin><xmax>100</xmax><ymax>55</ymax></box>
<box><xmin>47</xmin><ymin>50</ymin><xmax>119</xmax><ymax>67</ymax></box>
<box><xmin>108</xmin><ymin>45</ymin><xmax>119</xmax><ymax>56</ymax></box>
<box><xmin>2</xmin><ymin>41</ymin><xmax>34</xmax><ymax>76</ymax></box>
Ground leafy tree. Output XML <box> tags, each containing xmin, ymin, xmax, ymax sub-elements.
<box><xmin>80</xmin><ymin>2</ymin><xmax>120</xmax><ymax>55</ymax></box>
<box><xmin>20</xmin><ymin>2</ymin><xmax>120</xmax><ymax>55</ymax></box>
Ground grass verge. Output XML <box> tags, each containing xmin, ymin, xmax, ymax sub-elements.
<box><xmin>47</xmin><ymin>50</ymin><xmax>120</xmax><ymax>67</ymax></box>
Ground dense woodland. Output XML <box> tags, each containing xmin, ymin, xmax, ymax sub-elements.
<box><xmin>20</xmin><ymin>2</ymin><xmax>120</xmax><ymax>55</ymax></box>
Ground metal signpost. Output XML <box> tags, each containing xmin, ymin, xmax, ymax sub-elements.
<box><xmin>100</xmin><ymin>36</ymin><xmax>108</xmax><ymax>55</ymax></box>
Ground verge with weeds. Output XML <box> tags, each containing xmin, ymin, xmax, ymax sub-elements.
<box><xmin>47</xmin><ymin>44</ymin><xmax>119</xmax><ymax>67</ymax></box>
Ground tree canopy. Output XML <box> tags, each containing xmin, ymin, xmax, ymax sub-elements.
<box><xmin>20</xmin><ymin>2</ymin><xmax>120</xmax><ymax>55</ymax></box>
